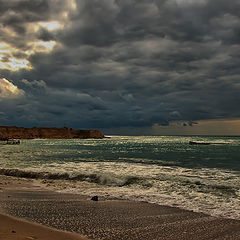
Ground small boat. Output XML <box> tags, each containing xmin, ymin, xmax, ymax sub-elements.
<box><xmin>189</xmin><ymin>141</ymin><xmax>210</xmax><ymax>145</ymax></box>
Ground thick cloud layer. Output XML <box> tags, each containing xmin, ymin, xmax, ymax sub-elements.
<box><xmin>0</xmin><ymin>0</ymin><xmax>240</xmax><ymax>130</ymax></box>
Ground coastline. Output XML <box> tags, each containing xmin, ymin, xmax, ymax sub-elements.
<box><xmin>0</xmin><ymin>175</ymin><xmax>240</xmax><ymax>240</ymax></box>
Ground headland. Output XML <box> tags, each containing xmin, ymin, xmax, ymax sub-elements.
<box><xmin>0</xmin><ymin>126</ymin><xmax>104</xmax><ymax>139</ymax></box>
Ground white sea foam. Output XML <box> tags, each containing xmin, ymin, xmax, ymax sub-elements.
<box><xmin>20</xmin><ymin>160</ymin><xmax>240</xmax><ymax>220</ymax></box>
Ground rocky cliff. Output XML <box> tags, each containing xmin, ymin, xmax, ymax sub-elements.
<box><xmin>0</xmin><ymin>126</ymin><xmax>104</xmax><ymax>139</ymax></box>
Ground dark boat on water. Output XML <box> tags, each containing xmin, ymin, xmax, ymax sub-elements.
<box><xmin>189</xmin><ymin>141</ymin><xmax>210</xmax><ymax>145</ymax></box>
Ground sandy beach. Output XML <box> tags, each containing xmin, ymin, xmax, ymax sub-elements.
<box><xmin>0</xmin><ymin>175</ymin><xmax>89</xmax><ymax>240</ymax></box>
<box><xmin>0</xmin><ymin>213</ymin><xmax>89</xmax><ymax>240</ymax></box>
<box><xmin>0</xmin><ymin>174</ymin><xmax>240</xmax><ymax>240</ymax></box>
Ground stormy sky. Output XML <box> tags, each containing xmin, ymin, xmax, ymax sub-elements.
<box><xmin>0</xmin><ymin>0</ymin><xmax>240</xmax><ymax>134</ymax></box>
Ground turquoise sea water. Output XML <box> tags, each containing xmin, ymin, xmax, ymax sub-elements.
<box><xmin>0</xmin><ymin>136</ymin><xmax>240</xmax><ymax>219</ymax></box>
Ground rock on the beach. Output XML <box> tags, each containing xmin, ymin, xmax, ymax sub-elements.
<box><xmin>91</xmin><ymin>196</ymin><xmax>98</xmax><ymax>201</ymax></box>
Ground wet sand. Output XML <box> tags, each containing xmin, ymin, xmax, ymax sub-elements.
<box><xmin>0</xmin><ymin>175</ymin><xmax>240</xmax><ymax>240</ymax></box>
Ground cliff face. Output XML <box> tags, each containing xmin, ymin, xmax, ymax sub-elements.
<box><xmin>0</xmin><ymin>126</ymin><xmax>104</xmax><ymax>139</ymax></box>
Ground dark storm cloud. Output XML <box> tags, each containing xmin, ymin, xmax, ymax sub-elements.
<box><xmin>0</xmin><ymin>0</ymin><xmax>240</xmax><ymax>129</ymax></box>
<box><xmin>0</xmin><ymin>0</ymin><xmax>49</xmax><ymax>35</ymax></box>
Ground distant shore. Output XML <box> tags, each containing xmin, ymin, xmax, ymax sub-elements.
<box><xmin>0</xmin><ymin>175</ymin><xmax>240</xmax><ymax>240</ymax></box>
<box><xmin>0</xmin><ymin>126</ymin><xmax>104</xmax><ymax>139</ymax></box>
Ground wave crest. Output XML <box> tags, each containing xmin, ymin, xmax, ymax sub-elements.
<box><xmin>0</xmin><ymin>168</ymin><xmax>151</xmax><ymax>187</ymax></box>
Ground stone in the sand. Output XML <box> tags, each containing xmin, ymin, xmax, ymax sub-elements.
<box><xmin>91</xmin><ymin>196</ymin><xmax>98</xmax><ymax>201</ymax></box>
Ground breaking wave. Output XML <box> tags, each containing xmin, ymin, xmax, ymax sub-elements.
<box><xmin>0</xmin><ymin>168</ymin><xmax>151</xmax><ymax>187</ymax></box>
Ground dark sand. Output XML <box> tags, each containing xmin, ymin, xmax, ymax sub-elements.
<box><xmin>0</xmin><ymin>175</ymin><xmax>240</xmax><ymax>240</ymax></box>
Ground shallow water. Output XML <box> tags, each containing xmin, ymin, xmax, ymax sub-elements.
<box><xmin>0</xmin><ymin>136</ymin><xmax>240</xmax><ymax>219</ymax></box>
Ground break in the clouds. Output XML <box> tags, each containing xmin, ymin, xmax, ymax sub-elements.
<box><xmin>0</xmin><ymin>0</ymin><xmax>240</xmax><ymax>132</ymax></box>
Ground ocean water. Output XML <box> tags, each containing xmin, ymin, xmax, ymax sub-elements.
<box><xmin>0</xmin><ymin>136</ymin><xmax>240</xmax><ymax>219</ymax></box>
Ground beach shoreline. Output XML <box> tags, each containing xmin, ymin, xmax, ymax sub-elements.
<box><xmin>0</xmin><ymin>175</ymin><xmax>89</xmax><ymax>240</ymax></box>
<box><xmin>1</xmin><ymin>174</ymin><xmax>240</xmax><ymax>240</ymax></box>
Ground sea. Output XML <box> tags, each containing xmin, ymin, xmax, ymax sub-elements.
<box><xmin>0</xmin><ymin>136</ymin><xmax>239</xmax><ymax>220</ymax></box>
